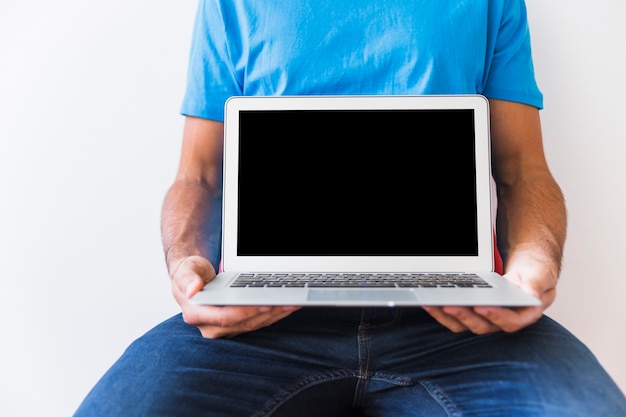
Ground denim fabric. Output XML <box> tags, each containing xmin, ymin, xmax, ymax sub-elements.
<box><xmin>74</xmin><ymin>308</ymin><xmax>626</xmax><ymax>417</ymax></box>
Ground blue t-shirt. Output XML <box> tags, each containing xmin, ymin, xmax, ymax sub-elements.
<box><xmin>181</xmin><ymin>0</ymin><xmax>543</xmax><ymax>122</ymax></box>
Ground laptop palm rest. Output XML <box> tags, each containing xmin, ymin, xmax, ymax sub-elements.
<box><xmin>307</xmin><ymin>289</ymin><xmax>417</xmax><ymax>302</ymax></box>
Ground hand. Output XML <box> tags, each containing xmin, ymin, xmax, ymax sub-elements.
<box><xmin>170</xmin><ymin>256</ymin><xmax>300</xmax><ymax>338</ymax></box>
<box><xmin>423</xmin><ymin>251</ymin><xmax>558</xmax><ymax>334</ymax></box>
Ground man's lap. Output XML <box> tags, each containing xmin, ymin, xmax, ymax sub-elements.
<box><xmin>73</xmin><ymin>308</ymin><xmax>626</xmax><ymax>417</ymax></box>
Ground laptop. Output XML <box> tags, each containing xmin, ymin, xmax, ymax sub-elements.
<box><xmin>191</xmin><ymin>94</ymin><xmax>540</xmax><ymax>307</ymax></box>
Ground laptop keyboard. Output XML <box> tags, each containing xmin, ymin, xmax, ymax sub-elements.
<box><xmin>230</xmin><ymin>273</ymin><xmax>492</xmax><ymax>288</ymax></box>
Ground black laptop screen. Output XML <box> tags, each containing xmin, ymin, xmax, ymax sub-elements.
<box><xmin>236</xmin><ymin>109</ymin><xmax>478</xmax><ymax>256</ymax></box>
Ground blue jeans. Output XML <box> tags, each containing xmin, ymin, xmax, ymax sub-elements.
<box><xmin>74</xmin><ymin>308</ymin><xmax>626</xmax><ymax>417</ymax></box>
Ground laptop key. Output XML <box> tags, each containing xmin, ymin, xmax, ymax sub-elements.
<box><xmin>230</xmin><ymin>272</ymin><xmax>492</xmax><ymax>288</ymax></box>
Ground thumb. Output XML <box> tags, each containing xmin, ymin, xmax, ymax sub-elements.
<box><xmin>185</xmin><ymin>276</ymin><xmax>205</xmax><ymax>298</ymax></box>
<box><xmin>170</xmin><ymin>256</ymin><xmax>216</xmax><ymax>298</ymax></box>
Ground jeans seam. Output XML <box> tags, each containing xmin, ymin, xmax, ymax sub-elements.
<box><xmin>358</xmin><ymin>322</ymin><xmax>371</xmax><ymax>379</ymax></box>
<box><xmin>420</xmin><ymin>379</ymin><xmax>462</xmax><ymax>417</ymax></box>
<box><xmin>251</xmin><ymin>369</ymin><xmax>360</xmax><ymax>417</ymax></box>
<box><xmin>353</xmin><ymin>315</ymin><xmax>371</xmax><ymax>408</ymax></box>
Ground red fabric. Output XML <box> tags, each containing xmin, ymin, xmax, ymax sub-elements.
<box><xmin>493</xmin><ymin>231</ymin><xmax>504</xmax><ymax>274</ymax></box>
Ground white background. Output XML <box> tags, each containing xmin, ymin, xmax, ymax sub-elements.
<box><xmin>0</xmin><ymin>1</ymin><xmax>624</xmax><ymax>416</ymax></box>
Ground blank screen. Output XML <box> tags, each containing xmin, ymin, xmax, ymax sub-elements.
<box><xmin>236</xmin><ymin>109</ymin><xmax>478</xmax><ymax>256</ymax></box>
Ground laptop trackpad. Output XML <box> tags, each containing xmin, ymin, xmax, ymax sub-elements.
<box><xmin>307</xmin><ymin>289</ymin><xmax>417</xmax><ymax>302</ymax></box>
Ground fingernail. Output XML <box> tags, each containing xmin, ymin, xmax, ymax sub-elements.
<box><xmin>474</xmin><ymin>307</ymin><xmax>490</xmax><ymax>316</ymax></box>
<box><xmin>186</xmin><ymin>282</ymin><xmax>196</xmax><ymax>298</ymax></box>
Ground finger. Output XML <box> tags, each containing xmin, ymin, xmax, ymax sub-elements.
<box><xmin>224</xmin><ymin>308</ymin><xmax>297</xmax><ymax>337</ymax></box>
<box><xmin>474</xmin><ymin>305</ymin><xmax>544</xmax><ymax>333</ymax></box>
<box><xmin>422</xmin><ymin>306</ymin><xmax>469</xmax><ymax>333</ymax></box>
<box><xmin>473</xmin><ymin>286</ymin><xmax>556</xmax><ymax>333</ymax></box>
<box><xmin>442</xmin><ymin>307</ymin><xmax>501</xmax><ymax>335</ymax></box>
<box><xmin>502</xmin><ymin>267</ymin><xmax>558</xmax><ymax>307</ymax></box>
<box><xmin>171</xmin><ymin>257</ymin><xmax>216</xmax><ymax>297</ymax></box>
<box><xmin>185</xmin><ymin>276</ymin><xmax>206</xmax><ymax>298</ymax></box>
<box><xmin>170</xmin><ymin>274</ymin><xmax>204</xmax><ymax>306</ymax></box>
<box><xmin>183</xmin><ymin>305</ymin><xmax>262</xmax><ymax>327</ymax></box>
<box><xmin>209</xmin><ymin>305</ymin><xmax>296</xmax><ymax>328</ymax></box>
<box><xmin>183</xmin><ymin>304</ymin><xmax>298</xmax><ymax>329</ymax></box>
<box><xmin>198</xmin><ymin>306</ymin><xmax>300</xmax><ymax>339</ymax></box>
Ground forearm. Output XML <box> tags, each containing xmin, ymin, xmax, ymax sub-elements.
<box><xmin>488</xmin><ymin>99</ymin><xmax>567</xmax><ymax>278</ymax></box>
<box><xmin>496</xmin><ymin>169</ymin><xmax>567</xmax><ymax>278</ymax></box>
<box><xmin>424</xmin><ymin>100</ymin><xmax>566</xmax><ymax>334</ymax></box>
<box><xmin>161</xmin><ymin>179</ymin><xmax>222</xmax><ymax>275</ymax></box>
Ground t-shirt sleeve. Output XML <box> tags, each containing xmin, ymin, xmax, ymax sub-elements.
<box><xmin>180</xmin><ymin>0</ymin><xmax>243</xmax><ymax>122</ymax></box>
<box><xmin>481</xmin><ymin>0</ymin><xmax>543</xmax><ymax>109</ymax></box>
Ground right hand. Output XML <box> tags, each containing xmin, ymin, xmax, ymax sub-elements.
<box><xmin>170</xmin><ymin>256</ymin><xmax>300</xmax><ymax>338</ymax></box>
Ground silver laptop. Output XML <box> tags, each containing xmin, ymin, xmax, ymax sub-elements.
<box><xmin>191</xmin><ymin>95</ymin><xmax>540</xmax><ymax>307</ymax></box>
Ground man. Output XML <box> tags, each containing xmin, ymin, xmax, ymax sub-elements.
<box><xmin>74</xmin><ymin>1</ymin><xmax>626</xmax><ymax>415</ymax></box>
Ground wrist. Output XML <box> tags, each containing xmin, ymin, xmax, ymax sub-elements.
<box><xmin>504</xmin><ymin>245</ymin><xmax>561</xmax><ymax>281</ymax></box>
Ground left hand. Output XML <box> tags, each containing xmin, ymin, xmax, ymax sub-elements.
<box><xmin>422</xmin><ymin>250</ymin><xmax>558</xmax><ymax>334</ymax></box>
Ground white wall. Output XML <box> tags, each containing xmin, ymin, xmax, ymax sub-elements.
<box><xmin>526</xmin><ymin>0</ymin><xmax>626</xmax><ymax>395</ymax></box>
<box><xmin>0</xmin><ymin>1</ymin><xmax>624</xmax><ymax>416</ymax></box>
